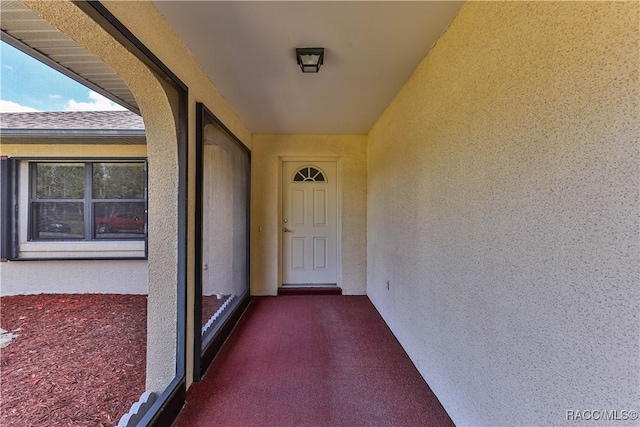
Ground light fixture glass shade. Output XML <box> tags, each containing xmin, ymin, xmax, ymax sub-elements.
<box><xmin>300</xmin><ymin>54</ymin><xmax>320</xmax><ymax>65</ymax></box>
<box><xmin>296</xmin><ymin>48</ymin><xmax>324</xmax><ymax>73</ymax></box>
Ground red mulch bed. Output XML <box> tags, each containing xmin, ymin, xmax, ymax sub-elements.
<box><xmin>201</xmin><ymin>294</ymin><xmax>229</xmax><ymax>328</ymax></box>
<box><xmin>0</xmin><ymin>294</ymin><xmax>146</xmax><ymax>427</ymax></box>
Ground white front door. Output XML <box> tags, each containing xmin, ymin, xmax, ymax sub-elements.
<box><xmin>282</xmin><ymin>161</ymin><xmax>338</xmax><ymax>286</ymax></box>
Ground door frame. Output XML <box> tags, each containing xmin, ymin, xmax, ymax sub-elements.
<box><xmin>278</xmin><ymin>156</ymin><xmax>342</xmax><ymax>289</ymax></box>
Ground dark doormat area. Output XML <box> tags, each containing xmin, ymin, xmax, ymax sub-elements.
<box><xmin>277</xmin><ymin>286</ymin><xmax>342</xmax><ymax>296</ymax></box>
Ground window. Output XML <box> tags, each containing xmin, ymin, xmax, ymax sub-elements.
<box><xmin>1</xmin><ymin>158</ymin><xmax>148</xmax><ymax>260</ymax></box>
<box><xmin>30</xmin><ymin>162</ymin><xmax>147</xmax><ymax>241</ymax></box>
<box><xmin>293</xmin><ymin>166</ymin><xmax>326</xmax><ymax>182</ymax></box>
<box><xmin>194</xmin><ymin>102</ymin><xmax>251</xmax><ymax>381</ymax></box>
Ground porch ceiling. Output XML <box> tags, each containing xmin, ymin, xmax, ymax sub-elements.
<box><xmin>1</xmin><ymin>1</ymin><xmax>464</xmax><ymax>135</ymax></box>
<box><xmin>153</xmin><ymin>1</ymin><xmax>464</xmax><ymax>135</ymax></box>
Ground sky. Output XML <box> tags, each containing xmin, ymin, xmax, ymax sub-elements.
<box><xmin>0</xmin><ymin>41</ymin><xmax>127</xmax><ymax>113</ymax></box>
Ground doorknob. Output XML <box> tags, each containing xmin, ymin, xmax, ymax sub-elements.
<box><xmin>283</xmin><ymin>227</ymin><xmax>293</xmax><ymax>233</ymax></box>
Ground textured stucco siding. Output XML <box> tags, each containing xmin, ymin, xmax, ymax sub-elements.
<box><xmin>0</xmin><ymin>144</ymin><xmax>146</xmax><ymax>158</ymax></box>
<box><xmin>0</xmin><ymin>261</ymin><xmax>147</xmax><ymax>295</ymax></box>
<box><xmin>251</xmin><ymin>134</ymin><xmax>367</xmax><ymax>296</ymax></box>
<box><xmin>101</xmin><ymin>1</ymin><xmax>251</xmax><ymax>149</ymax></box>
<box><xmin>20</xmin><ymin>0</ymin><xmax>182</xmax><ymax>393</ymax></box>
<box><xmin>367</xmin><ymin>2</ymin><xmax>639</xmax><ymax>426</ymax></box>
<box><xmin>100</xmin><ymin>1</ymin><xmax>254</xmax><ymax>388</ymax></box>
<box><xmin>16</xmin><ymin>0</ymin><xmax>256</xmax><ymax>391</ymax></box>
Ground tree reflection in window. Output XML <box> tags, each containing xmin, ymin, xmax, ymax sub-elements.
<box><xmin>293</xmin><ymin>166</ymin><xmax>326</xmax><ymax>182</ymax></box>
<box><xmin>30</xmin><ymin>161</ymin><xmax>146</xmax><ymax>240</ymax></box>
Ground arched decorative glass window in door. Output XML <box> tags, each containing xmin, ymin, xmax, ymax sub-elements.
<box><xmin>293</xmin><ymin>166</ymin><xmax>327</xmax><ymax>182</ymax></box>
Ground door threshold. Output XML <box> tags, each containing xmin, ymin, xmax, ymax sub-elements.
<box><xmin>278</xmin><ymin>286</ymin><xmax>342</xmax><ymax>296</ymax></box>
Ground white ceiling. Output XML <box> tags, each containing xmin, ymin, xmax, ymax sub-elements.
<box><xmin>153</xmin><ymin>1</ymin><xmax>464</xmax><ymax>135</ymax></box>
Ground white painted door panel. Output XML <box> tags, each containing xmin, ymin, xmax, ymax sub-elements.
<box><xmin>282</xmin><ymin>161</ymin><xmax>337</xmax><ymax>285</ymax></box>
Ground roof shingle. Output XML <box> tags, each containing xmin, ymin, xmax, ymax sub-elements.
<box><xmin>0</xmin><ymin>111</ymin><xmax>144</xmax><ymax>131</ymax></box>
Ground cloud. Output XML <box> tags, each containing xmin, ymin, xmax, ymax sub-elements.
<box><xmin>0</xmin><ymin>100</ymin><xmax>39</xmax><ymax>112</ymax></box>
<box><xmin>64</xmin><ymin>90</ymin><xmax>127</xmax><ymax>112</ymax></box>
<box><xmin>3</xmin><ymin>65</ymin><xmax>14</xmax><ymax>71</ymax></box>
<box><xmin>49</xmin><ymin>94</ymin><xmax>62</xmax><ymax>99</ymax></box>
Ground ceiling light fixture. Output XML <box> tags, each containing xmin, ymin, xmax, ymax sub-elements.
<box><xmin>296</xmin><ymin>47</ymin><xmax>324</xmax><ymax>73</ymax></box>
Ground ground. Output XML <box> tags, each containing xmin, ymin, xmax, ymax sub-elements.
<box><xmin>201</xmin><ymin>294</ymin><xmax>230</xmax><ymax>329</ymax></box>
<box><xmin>0</xmin><ymin>294</ymin><xmax>146</xmax><ymax>426</ymax></box>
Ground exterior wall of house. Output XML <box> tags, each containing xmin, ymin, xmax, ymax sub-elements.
<box><xmin>251</xmin><ymin>134</ymin><xmax>367</xmax><ymax>296</ymax></box>
<box><xmin>20</xmin><ymin>0</ymin><xmax>182</xmax><ymax>394</ymax></box>
<box><xmin>101</xmin><ymin>1</ymin><xmax>252</xmax><ymax>149</ymax></box>
<box><xmin>0</xmin><ymin>144</ymin><xmax>148</xmax><ymax>295</ymax></box>
<box><xmin>0</xmin><ymin>261</ymin><xmax>147</xmax><ymax>296</ymax></box>
<box><xmin>0</xmin><ymin>144</ymin><xmax>146</xmax><ymax>158</ymax></box>
<box><xmin>15</xmin><ymin>0</ymin><xmax>256</xmax><ymax>394</ymax></box>
<box><xmin>99</xmin><ymin>0</ymin><xmax>254</xmax><ymax>388</ymax></box>
<box><xmin>367</xmin><ymin>2</ymin><xmax>639</xmax><ymax>426</ymax></box>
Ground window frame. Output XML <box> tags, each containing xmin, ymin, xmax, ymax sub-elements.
<box><xmin>1</xmin><ymin>156</ymin><xmax>18</xmax><ymax>261</ymax></box>
<box><xmin>292</xmin><ymin>165</ymin><xmax>327</xmax><ymax>182</ymax></box>
<box><xmin>193</xmin><ymin>102</ymin><xmax>251</xmax><ymax>382</ymax></box>
<box><xmin>4</xmin><ymin>157</ymin><xmax>149</xmax><ymax>261</ymax></box>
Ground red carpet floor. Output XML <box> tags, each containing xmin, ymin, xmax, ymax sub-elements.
<box><xmin>175</xmin><ymin>296</ymin><xmax>454</xmax><ymax>427</ymax></box>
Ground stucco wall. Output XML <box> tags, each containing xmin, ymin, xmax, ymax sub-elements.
<box><xmin>101</xmin><ymin>1</ymin><xmax>251</xmax><ymax>149</ymax></box>
<box><xmin>100</xmin><ymin>1</ymin><xmax>254</xmax><ymax>388</ymax></box>
<box><xmin>252</xmin><ymin>134</ymin><xmax>367</xmax><ymax>296</ymax></box>
<box><xmin>16</xmin><ymin>0</ymin><xmax>256</xmax><ymax>391</ymax></box>
<box><xmin>0</xmin><ymin>261</ymin><xmax>147</xmax><ymax>296</ymax></box>
<box><xmin>19</xmin><ymin>0</ymin><xmax>180</xmax><ymax>394</ymax></box>
<box><xmin>0</xmin><ymin>144</ymin><xmax>146</xmax><ymax>158</ymax></box>
<box><xmin>367</xmin><ymin>2</ymin><xmax>639</xmax><ymax>426</ymax></box>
